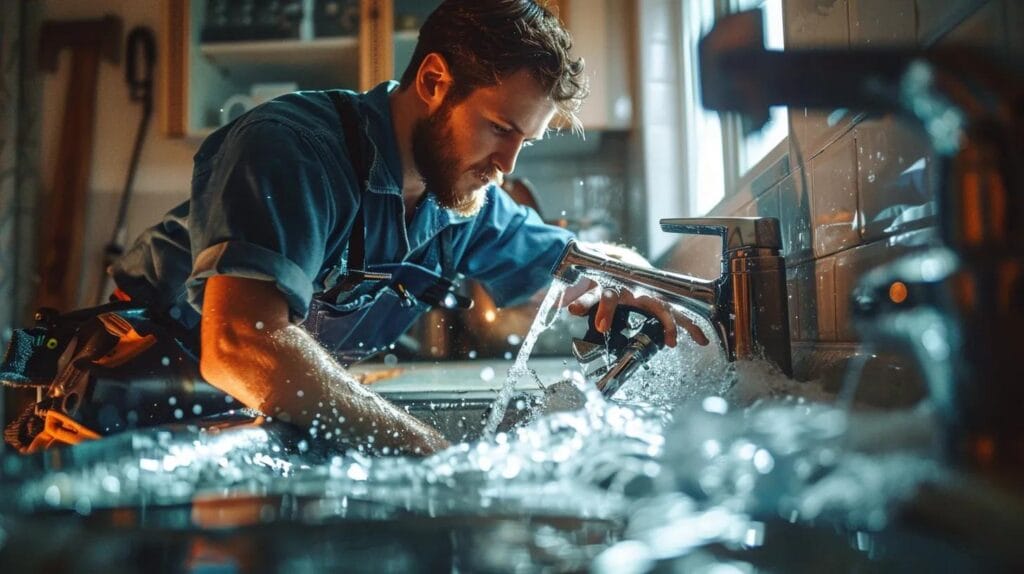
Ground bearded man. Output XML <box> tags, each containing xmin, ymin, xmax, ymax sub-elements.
<box><xmin>109</xmin><ymin>0</ymin><xmax>692</xmax><ymax>455</ymax></box>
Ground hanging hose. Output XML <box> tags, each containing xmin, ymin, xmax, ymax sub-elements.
<box><xmin>94</xmin><ymin>26</ymin><xmax>155</xmax><ymax>305</ymax></box>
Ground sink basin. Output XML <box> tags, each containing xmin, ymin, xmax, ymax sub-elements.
<box><xmin>3</xmin><ymin>356</ymin><xmax>1024</xmax><ymax>573</ymax></box>
<box><xmin>0</xmin><ymin>499</ymin><xmax>620</xmax><ymax>573</ymax></box>
<box><xmin>351</xmin><ymin>357</ymin><xmax>575</xmax><ymax>441</ymax></box>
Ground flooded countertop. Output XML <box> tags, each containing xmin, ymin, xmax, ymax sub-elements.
<box><xmin>350</xmin><ymin>357</ymin><xmax>574</xmax><ymax>398</ymax></box>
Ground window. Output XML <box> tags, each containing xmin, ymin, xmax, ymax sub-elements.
<box><xmin>677</xmin><ymin>0</ymin><xmax>787</xmax><ymax>214</ymax></box>
<box><xmin>737</xmin><ymin>0</ymin><xmax>787</xmax><ymax>174</ymax></box>
<box><xmin>639</xmin><ymin>0</ymin><xmax>788</xmax><ymax>257</ymax></box>
<box><xmin>680</xmin><ymin>0</ymin><xmax>726</xmax><ymax>216</ymax></box>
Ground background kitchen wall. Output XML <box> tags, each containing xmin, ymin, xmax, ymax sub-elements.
<box><xmin>652</xmin><ymin>0</ymin><xmax>1023</xmax><ymax>395</ymax></box>
<box><xmin>35</xmin><ymin>0</ymin><xmax>197</xmax><ymax>311</ymax></box>
<box><xmin>9</xmin><ymin>0</ymin><xmax>1023</xmax><ymax>377</ymax></box>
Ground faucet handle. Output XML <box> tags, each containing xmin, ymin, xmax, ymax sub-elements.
<box><xmin>660</xmin><ymin>217</ymin><xmax>782</xmax><ymax>254</ymax></box>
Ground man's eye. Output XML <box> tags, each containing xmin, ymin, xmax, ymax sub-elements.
<box><xmin>491</xmin><ymin>123</ymin><xmax>512</xmax><ymax>135</ymax></box>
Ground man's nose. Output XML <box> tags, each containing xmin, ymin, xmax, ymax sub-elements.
<box><xmin>492</xmin><ymin>139</ymin><xmax>523</xmax><ymax>175</ymax></box>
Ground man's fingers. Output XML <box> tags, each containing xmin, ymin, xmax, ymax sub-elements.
<box><xmin>567</xmin><ymin>289</ymin><xmax>600</xmax><ymax>315</ymax></box>
<box><xmin>564</xmin><ymin>286</ymin><xmax>710</xmax><ymax>347</ymax></box>
<box><xmin>629</xmin><ymin>295</ymin><xmax>677</xmax><ymax>348</ymax></box>
<box><xmin>562</xmin><ymin>278</ymin><xmax>598</xmax><ymax>312</ymax></box>
<box><xmin>673</xmin><ymin>310</ymin><xmax>710</xmax><ymax>346</ymax></box>
<box><xmin>593</xmin><ymin>288</ymin><xmax>621</xmax><ymax>333</ymax></box>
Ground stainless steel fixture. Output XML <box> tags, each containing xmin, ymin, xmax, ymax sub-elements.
<box><xmin>699</xmin><ymin>10</ymin><xmax>1024</xmax><ymax>472</ymax></box>
<box><xmin>553</xmin><ymin>216</ymin><xmax>793</xmax><ymax>376</ymax></box>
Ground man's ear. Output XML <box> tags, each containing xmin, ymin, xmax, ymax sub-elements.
<box><xmin>415</xmin><ymin>52</ymin><xmax>453</xmax><ymax>113</ymax></box>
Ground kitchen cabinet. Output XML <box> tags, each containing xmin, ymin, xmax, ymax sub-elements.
<box><xmin>557</xmin><ymin>0</ymin><xmax>636</xmax><ymax>130</ymax></box>
<box><xmin>163</xmin><ymin>0</ymin><xmax>440</xmax><ymax>138</ymax></box>
<box><xmin>162</xmin><ymin>0</ymin><xmax>629</xmax><ymax>137</ymax></box>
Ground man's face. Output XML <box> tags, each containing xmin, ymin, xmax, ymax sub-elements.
<box><xmin>412</xmin><ymin>69</ymin><xmax>558</xmax><ymax>217</ymax></box>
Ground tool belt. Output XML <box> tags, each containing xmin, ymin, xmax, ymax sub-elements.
<box><xmin>1</xmin><ymin>302</ymin><xmax>235</xmax><ymax>453</ymax></box>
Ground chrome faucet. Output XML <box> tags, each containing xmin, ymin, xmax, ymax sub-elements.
<box><xmin>553</xmin><ymin>217</ymin><xmax>793</xmax><ymax>377</ymax></box>
<box><xmin>699</xmin><ymin>10</ymin><xmax>1024</xmax><ymax>471</ymax></box>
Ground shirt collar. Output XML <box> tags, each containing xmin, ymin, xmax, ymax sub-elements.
<box><xmin>356</xmin><ymin>82</ymin><xmax>478</xmax><ymax>254</ymax></box>
<box><xmin>357</xmin><ymin>81</ymin><xmax>404</xmax><ymax>196</ymax></box>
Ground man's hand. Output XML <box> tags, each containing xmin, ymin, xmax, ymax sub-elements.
<box><xmin>565</xmin><ymin>283</ymin><xmax>709</xmax><ymax>347</ymax></box>
<box><xmin>560</xmin><ymin>242</ymin><xmax>710</xmax><ymax>347</ymax></box>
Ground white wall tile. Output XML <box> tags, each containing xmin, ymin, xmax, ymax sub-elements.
<box><xmin>815</xmin><ymin>255</ymin><xmax>837</xmax><ymax>341</ymax></box>
<box><xmin>855</xmin><ymin>118</ymin><xmax>935</xmax><ymax>243</ymax></box>
<box><xmin>811</xmin><ymin>132</ymin><xmax>859</xmax><ymax>257</ymax></box>
<box><xmin>785</xmin><ymin>0</ymin><xmax>851</xmax><ymax>48</ymax></box>
<box><xmin>778</xmin><ymin>169</ymin><xmax>814</xmax><ymax>263</ymax></box>
<box><xmin>849</xmin><ymin>0</ymin><xmax>917</xmax><ymax>45</ymax></box>
<box><xmin>917</xmin><ymin>0</ymin><xmax>989</xmax><ymax>44</ymax></box>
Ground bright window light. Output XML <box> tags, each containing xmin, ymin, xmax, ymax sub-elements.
<box><xmin>739</xmin><ymin>0</ymin><xmax>788</xmax><ymax>174</ymax></box>
<box><xmin>683</xmin><ymin>0</ymin><xmax>725</xmax><ymax>216</ymax></box>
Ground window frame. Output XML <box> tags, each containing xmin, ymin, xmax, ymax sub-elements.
<box><xmin>678</xmin><ymin>0</ymin><xmax>790</xmax><ymax>217</ymax></box>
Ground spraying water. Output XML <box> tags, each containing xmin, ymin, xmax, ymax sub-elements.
<box><xmin>482</xmin><ymin>280</ymin><xmax>569</xmax><ymax>436</ymax></box>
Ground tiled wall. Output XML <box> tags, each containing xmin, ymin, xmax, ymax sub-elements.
<box><xmin>665</xmin><ymin>0</ymin><xmax>1020</xmax><ymax>384</ymax></box>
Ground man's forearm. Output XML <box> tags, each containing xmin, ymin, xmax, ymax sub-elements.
<box><xmin>199</xmin><ymin>275</ymin><xmax>448</xmax><ymax>455</ymax></box>
<box><xmin>260</xmin><ymin>325</ymin><xmax>449</xmax><ymax>455</ymax></box>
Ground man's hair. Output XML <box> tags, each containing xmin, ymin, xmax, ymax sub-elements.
<box><xmin>399</xmin><ymin>0</ymin><xmax>588</xmax><ymax>132</ymax></box>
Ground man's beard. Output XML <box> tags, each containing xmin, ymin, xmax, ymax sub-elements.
<box><xmin>411</xmin><ymin>101</ymin><xmax>491</xmax><ymax>217</ymax></box>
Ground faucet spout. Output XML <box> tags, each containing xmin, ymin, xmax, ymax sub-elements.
<box><xmin>553</xmin><ymin>241</ymin><xmax>718</xmax><ymax>317</ymax></box>
<box><xmin>553</xmin><ymin>216</ymin><xmax>792</xmax><ymax>376</ymax></box>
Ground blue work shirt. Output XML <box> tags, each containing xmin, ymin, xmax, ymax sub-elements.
<box><xmin>111</xmin><ymin>81</ymin><xmax>573</xmax><ymax>357</ymax></box>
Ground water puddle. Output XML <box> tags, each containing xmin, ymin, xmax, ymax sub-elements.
<box><xmin>0</xmin><ymin>282</ymin><xmax>960</xmax><ymax>571</ymax></box>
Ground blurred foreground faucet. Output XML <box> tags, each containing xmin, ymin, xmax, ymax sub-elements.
<box><xmin>553</xmin><ymin>217</ymin><xmax>793</xmax><ymax>377</ymax></box>
<box><xmin>700</xmin><ymin>10</ymin><xmax>1024</xmax><ymax>472</ymax></box>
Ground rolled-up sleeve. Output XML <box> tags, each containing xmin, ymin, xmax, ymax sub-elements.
<box><xmin>458</xmin><ymin>187</ymin><xmax>574</xmax><ymax>307</ymax></box>
<box><xmin>185</xmin><ymin>119</ymin><xmax>348</xmax><ymax>322</ymax></box>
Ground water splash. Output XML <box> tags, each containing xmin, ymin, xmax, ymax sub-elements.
<box><xmin>0</xmin><ymin>289</ymin><xmax>958</xmax><ymax>572</ymax></box>
<box><xmin>482</xmin><ymin>280</ymin><xmax>568</xmax><ymax>436</ymax></box>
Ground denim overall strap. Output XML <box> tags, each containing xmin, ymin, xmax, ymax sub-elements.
<box><xmin>321</xmin><ymin>90</ymin><xmax>377</xmax><ymax>301</ymax></box>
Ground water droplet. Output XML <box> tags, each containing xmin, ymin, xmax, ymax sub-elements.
<box><xmin>347</xmin><ymin>464</ymin><xmax>368</xmax><ymax>481</ymax></box>
<box><xmin>173</xmin><ymin>408</ymin><xmax>183</xmax><ymax>420</ymax></box>
<box><xmin>468</xmin><ymin>350</ymin><xmax>478</xmax><ymax>359</ymax></box>
<box><xmin>507</xmin><ymin>334</ymin><xmax>522</xmax><ymax>346</ymax></box>
<box><xmin>480</xmin><ymin>367</ymin><xmax>496</xmax><ymax>382</ymax></box>
<box><xmin>44</xmin><ymin>485</ymin><xmax>62</xmax><ymax>507</ymax></box>
<box><xmin>168</xmin><ymin>396</ymin><xmax>177</xmax><ymax>406</ymax></box>
<box><xmin>192</xmin><ymin>404</ymin><xmax>203</xmax><ymax>416</ymax></box>
<box><xmin>297</xmin><ymin>390</ymin><xmax>305</xmax><ymax>397</ymax></box>
<box><xmin>255</xmin><ymin>321</ymin><xmax>265</xmax><ymax>330</ymax></box>
<box><xmin>503</xmin><ymin>351</ymin><xmax>513</xmax><ymax>360</ymax></box>
<box><xmin>161</xmin><ymin>356</ymin><xmax>170</xmax><ymax>367</ymax></box>
<box><xmin>384</xmin><ymin>353</ymin><xmax>398</xmax><ymax>366</ymax></box>
<box><xmin>702</xmin><ymin>396</ymin><xmax>729</xmax><ymax>414</ymax></box>
<box><xmin>753</xmin><ymin>449</ymin><xmax>775</xmax><ymax>474</ymax></box>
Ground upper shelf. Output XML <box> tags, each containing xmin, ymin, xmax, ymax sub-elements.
<box><xmin>199</xmin><ymin>36</ymin><xmax>360</xmax><ymax>88</ymax></box>
<box><xmin>200</xmin><ymin>36</ymin><xmax>358</xmax><ymax>65</ymax></box>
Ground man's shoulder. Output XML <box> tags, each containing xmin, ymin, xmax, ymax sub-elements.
<box><xmin>239</xmin><ymin>90</ymin><xmax>342</xmax><ymax>139</ymax></box>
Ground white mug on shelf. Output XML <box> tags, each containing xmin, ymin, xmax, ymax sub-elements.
<box><xmin>219</xmin><ymin>93</ymin><xmax>254</xmax><ymax>126</ymax></box>
<box><xmin>219</xmin><ymin>82</ymin><xmax>298</xmax><ymax>127</ymax></box>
